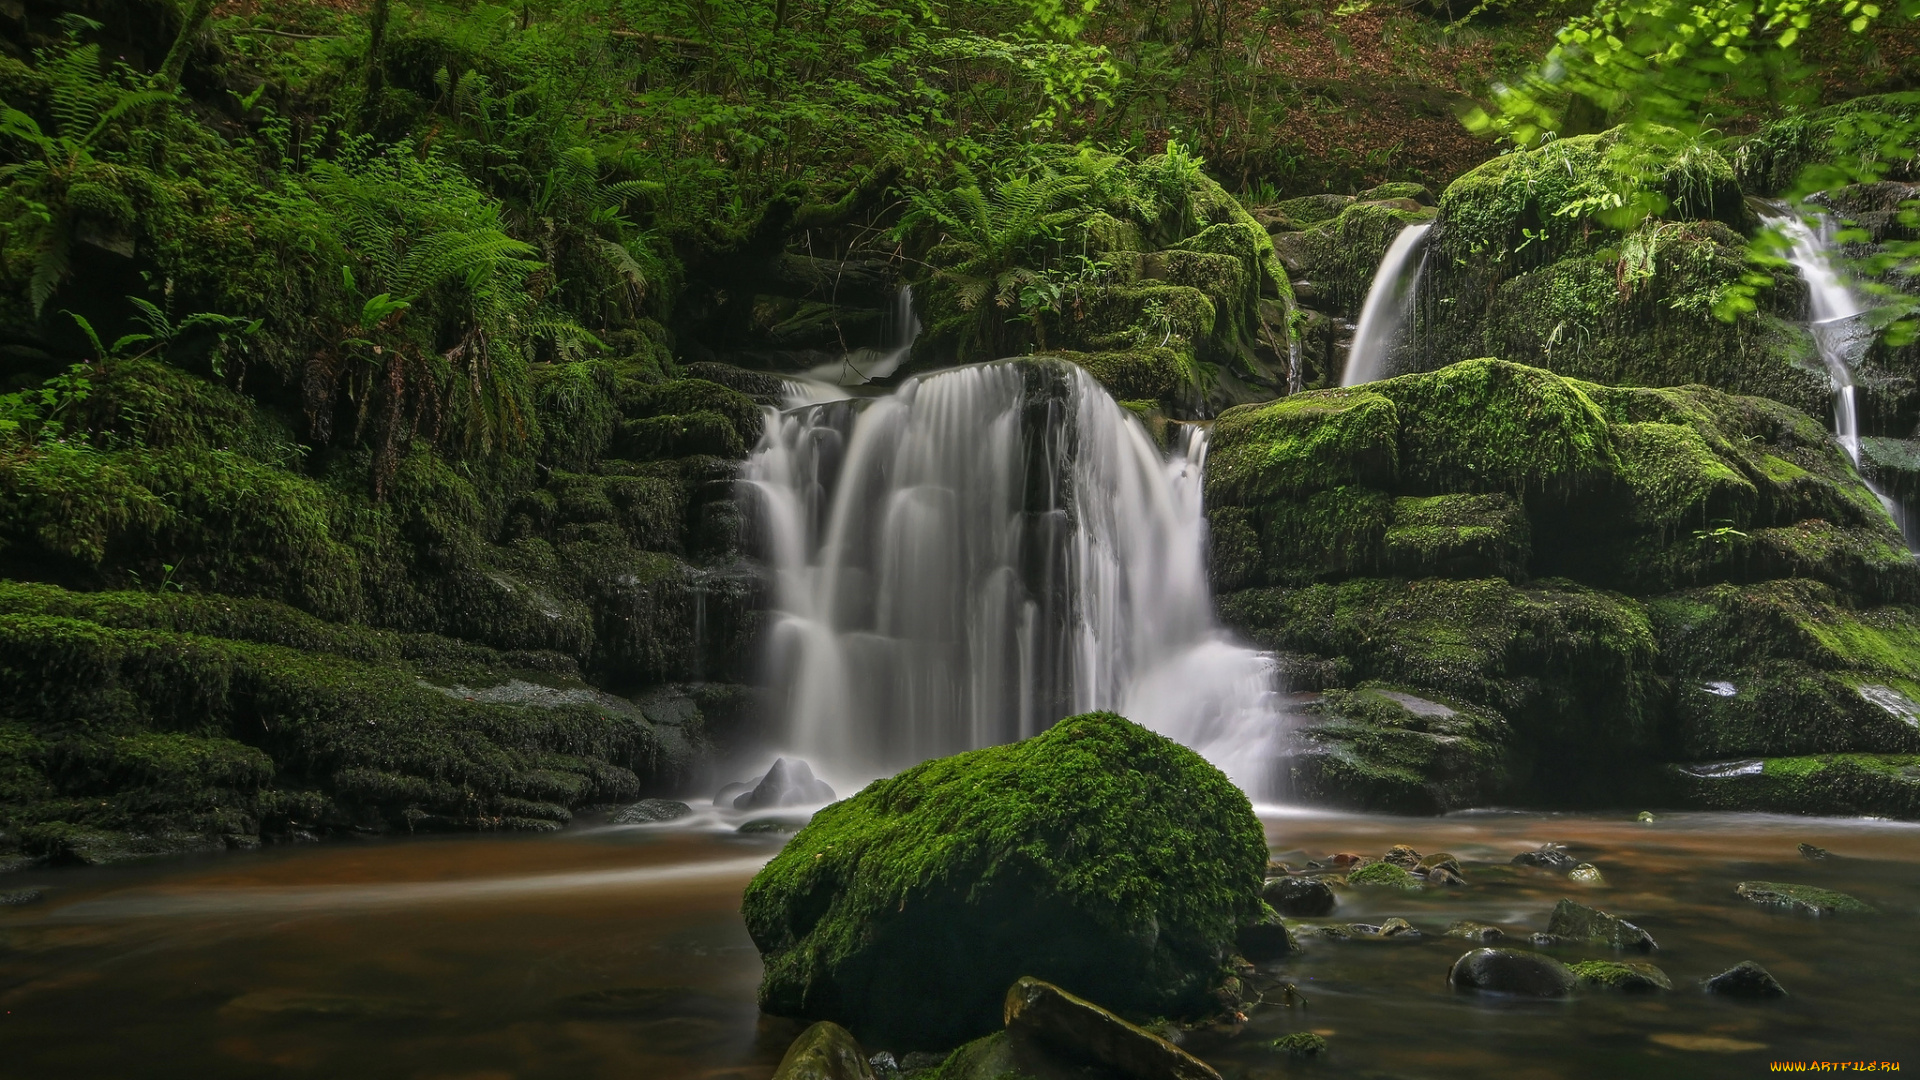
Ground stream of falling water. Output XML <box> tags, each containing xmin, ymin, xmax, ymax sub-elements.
<box><xmin>739</xmin><ymin>358</ymin><xmax>1285</xmax><ymax>796</ymax></box>
<box><xmin>1342</xmin><ymin>220</ymin><xmax>1433</xmax><ymax>387</ymax></box>
<box><xmin>1767</xmin><ymin>207</ymin><xmax>1920</xmax><ymax>552</ymax></box>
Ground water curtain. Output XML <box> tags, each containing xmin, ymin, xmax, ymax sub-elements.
<box><xmin>741</xmin><ymin>359</ymin><xmax>1285</xmax><ymax>795</ymax></box>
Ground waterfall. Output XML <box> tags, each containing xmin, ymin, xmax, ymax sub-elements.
<box><xmin>1342</xmin><ymin>220</ymin><xmax>1433</xmax><ymax>387</ymax></box>
<box><xmin>1766</xmin><ymin>207</ymin><xmax>1918</xmax><ymax>553</ymax></box>
<box><xmin>739</xmin><ymin>358</ymin><xmax>1285</xmax><ymax>796</ymax></box>
<box><xmin>789</xmin><ymin>286</ymin><xmax>920</xmax><ymax>401</ymax></box>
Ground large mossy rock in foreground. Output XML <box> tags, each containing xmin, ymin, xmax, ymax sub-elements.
<box><xmin>1208</xmin><ymin>358</ymin><xmax>1920</xmax><ymax>815</ymax></box>
<box><xmin>741</xmin><ymin>712</ymin><xmax>1267</xmax><ymax>1052</ymax></box>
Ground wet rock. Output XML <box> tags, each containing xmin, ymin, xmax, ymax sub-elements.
<box><xmin>1797</xmin><ymin>843</ymin><xmax>1831</xmax><ymax>861</ymax></box>
<box><xmin>1567</xmin><ymin>863</ymin><xmax>1607</xmax><ymax>886</ymax></box>
<box><xmin>1382</xmin><ymin>844</ymin><xmax>1423</xmax><ymax>868</ymax></box>
<box><xmin>738</xmin><ymin>817</ymin><xmax>804</xmax><ymax>834</ymax></box>
<box><xmin>1262</xmin><ymin>875</ymin><xmax>1336</xmax><ymax>916</ymax></box>
<box><xmin>743</xmin><ymin>714</ymin><xmax>1267</xmax><ymax>1050</ymax></box>
<box><xmin>1735</xmin><ymin>880</ymin><xmax>1877</xmax><ymax>915</ymax></box>
<box><xmin>1445</xmin><ymin>920</ymin><xmax>1506</xmax><ymax>943</ymax></box>
<box><xmin>1266</xmin><ymin>1032</ymin><xmax>1327</xmax><ymax>1057</ymax></box>
<box><xmin>1637</xmin><ymin>811</ymin><xmax>1656</xmax><ymax>824</ymax></box>
<box><xmin>1512</xmin><ymin>844</ymin><xmax>1578</xmax><ymax>871</ymax></box>
<box><xmin>1345</xmin><ymin>862</ymin><xmax>1422</xmax><ymax>890</ymax></box>
<box><xmin>714</xmin><ymin>781</ymin><xmax>753</xmax><ymax>807</ymax></box>
<box><xmin>1416</xmin><ymin>852</ymin><xmax>1461</xmax><ymax>873</ymax></box>
<box><xmin>772</xmin><ymin>1021</ymin><xmax>877</xmax><ymax>1080</ymax></box>
<box><xmin>1236</xmin><ymin>908</ymin><xmax>1300</xmax><ymax>960</ymax></box>
<box><xmin>898</xmin><ymin>1051</ymin><xmax>944</xmax><ymax>1071</ymax></box>
<box><xmin>1527</xmin><ymin>933</ymin><xmax>1578</xmax><ymax>948</ymax></box>
<box><xmin>866</xmin><ymin>1051</ymin><xmax>898</xmax><ymax>1078</ymax></box>
<box><xmin>1704</xmin><ymin>960</ymin><xmax>1788</xmax><ymax>998</ymax></box>
<box><xmin>1327</xmin><ymin>852</ymin><xmax>1364</xmax><ymax>868</ymax></box>
<box><xmin>1546</xmin><ymin>899</ymin><xmax>1658</xmax><ymax>951</ymax></box>
<box><xmin>1447</xmin><ymin>948</ymin><xmax>1579</xmax><ymax>997</ymax></box>
<box><xmin>1003</xmin><ymin>977</ymin><xmax>1222</xmax><ymax>1080</ymax></box>
<box><xmin>736</xmin><ymin>758</ymin><xmax>836</xmax><ymax>810</ymax></box>
<box><xmin>1569</xmin><ymin>960</ymin><xmax>1672</xmax><ymax>992</ymax></box>
<box><xmin>1377</xmin><ymin>917</ymin><xmax>1420</xmax><ymax>938</ymax></box>
<box><xmin>1424</xmin><ymin>865</ymin><xmax>1468</xmax><ymax>887</ymax></box>
<box><xmin>0</xmin><ymin>888</ymin><xmax>44</xmax><ymax>906</ymax></box>
<box><xmin>612</xmin><ymin>799</ymin><xmax>694</xmax><ymax>824</ymax></box>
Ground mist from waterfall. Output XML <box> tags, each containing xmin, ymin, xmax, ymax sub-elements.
<box><xmin>1767</xmin><ymin>207</ymin><xmax>1919</xmax><ymax>553</ymax></box>
<box><xmin>1342</xmin><ymin>220</ymin><xmax>1433</xmax><ymax>387</ymax></box>
<box><xmin>739</xmin><ymin>359</ymin><xmax>1286</xmax><ymax>796</ymax></box>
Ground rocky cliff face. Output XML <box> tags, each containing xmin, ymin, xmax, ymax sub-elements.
<box><xmin>1207</xmin><ymin>359</ymin><xmax>1920</xmax><ymax>814</ymax></box>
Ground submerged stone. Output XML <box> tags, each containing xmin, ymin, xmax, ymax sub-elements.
<box><xmin>1704</xmin><ymin>960</ymin><xmax>1789</xmax><ymax>998</ymax></box>
<box><xmin>1261</xmin><ymin>875</ymin><xmax>1336</xmax><ymax>916</ymax></box>
<box><xmin>1569</xmin><ymin>960</ymin><xmax>1672</xmax><ymax>992</ymax></box>
<box><xmin>0</xmin><ymin>888</ymin><xmax>44</xmax><ymax>906</ymax></box>
<box><xmin>1345</xmin><ymin>861</ymin><xmax>1422</xmax><ymax>890</ymax></box>
<box><xmin>772</xmin><ymin>1021</ymin><xmax>876</xmax><ymax>1080</ymax></box>
<box><xmin>1567</xmin><ymin>863</ymin><xmax>1607</xmax><ymax>886</ymax></box>
<box><xmin>1444</xmin><ymin>920</ymin><xmax>1506</xmax><ymax>943</ymax></box>
<box><xmin>1798</xmin><ymin>843</ymin><xmax>1831</xmax><ymax>860</ymax></box>
<box><xmin>1235</xmin><ymin>907</ymin><xmax>1301</xmax><ymax>960</ymax></box>
<box><xmin>1512</xmin><ymin>844</ymin><xmax>1579</xmax><ymax>872</ymax></box>
<box><xmin>741</xmin><ymin>713</ymin><xmax>1267</xmax><ymax>1050</ymax></box>
<box><xmin>1735</xmin><ymin>881</ymin><xmax>1877</xmax><ymax>915</ymax></box>
<box><xmin>1447</xmin><ymin>949</ymin><xmax>1579</xmax><ymax>997</ymax></box>
<box><xmin>1545</xmin><ymin>899</ymin><xmax>1658</xmax><ymax>951</ymax></box>
<box><xmin>612</xmin><ymin>799</ymin><xmax>694</xmax><ymax>824</ymax></box>
<box><xmin>1003</xmin><ymin>977</ymin><xmax>1222</xmax><ymax>1080</ymax></box>
<box><xmin>1266</xmin><ymin>1031</ymin><xmax>1327</xmax><ymax>1057</ymax></box>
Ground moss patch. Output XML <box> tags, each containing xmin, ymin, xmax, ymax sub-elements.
<box><xmin>741</xmin><ymin>712</ymin><xmax>1266</xmax><ymax>1052</ymax></box>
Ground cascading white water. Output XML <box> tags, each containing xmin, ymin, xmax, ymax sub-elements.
<box><xmin>790</xmin><ymin>286</ymin><xmax>920</xmax><ymax>399</ymax></box>
<box><xmin>1767</xmin><ymin>208</ymin><xmax>1918</xmax><ymax>553</ymax></box>
<box><xmin>1342</xmin><ymin>220</ymin><xmax>1433</xmax><ymax>387</ymax></box>
<box><xmin>740</xmin><ymin>358</ymin><xmax>1286</xmax><ymax>796</ymax></box>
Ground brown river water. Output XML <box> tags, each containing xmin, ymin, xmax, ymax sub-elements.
<box><xmin>1</xmin><ymin>808</ymin><xmax>1916</xmax><ymax>1079</ymax></box>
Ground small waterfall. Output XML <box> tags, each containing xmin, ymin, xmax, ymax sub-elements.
<box><xmin>740</xmin><ymin>358</ymin><xmax>1286</xmax><ymax>796</ymax></box>
<box><xmin>1767</xmin><ymin>207</ymin><xmax>1918</xmax><ymax>553</ymax></box>
<box><xmin>1342</xmin><ymin>221</ymin><xmax>1433</xmax><ymax>387</ymax></box>
<box><xmin>788</xmin><ymin>286</ymin><xmax>920</xmax><ymax>403</ymax></box>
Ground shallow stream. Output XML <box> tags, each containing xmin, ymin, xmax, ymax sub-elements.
<box><xmin>1</xmin><ymin>810</ymin><xmax>1916</xmax><ymax>1078</ymax></box>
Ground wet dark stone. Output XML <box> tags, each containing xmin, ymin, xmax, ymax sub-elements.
<box><xmin>1512</xmin><ymin>844</ymin><xmax>1578</xmax><ymax>871</ymax></box>
<box><xmin>1798</xmin><ymin>842</ymin><xmax>1831</xmax><ymax>861</ymax></box>
<box><xmin>1445</xmin><ymin>920</ymin><xmax>1505</xmax><ymax>943</ymax></box>
<box><xmin>739</xmin><ymin>818</ymin><xmax>804</xmax><ymax>834</ymax></box>
<box><xmin>1236</xmin><ymin>909</ymin><xmax>1300</xmax><ymax>960</ymax></box>
<box><xmin>612</xmin><ymin>799</ymin><xmax>694</xmax><ymax>824</ymax></box>
<box><xmin>736</xmin><ymin>758</ymin><xmax>836</xmax><ymax>810</ymax></box>
<box><xmin>771</xmin><ymin>1020</ymin><xmax>877</xmax><ymax>1079</ymax></box>
<box><xmin>1546</xmin><ymin>899</ymin><xmax>1658</xmax><ymax>951</ymax></box>
<box><xmin>1425</xmin><ymin>865</ymin><xmax>1468</xmax><ymax>887</ymax></box>
<box><xmin>1003</xmin><ymin>977</ymin><xmax>1221</xmax><ymax>1080</ymax></box>
<box><xmin>1262</xmin><ymin>874</ymin><xmax>1336</xmax><ymax>916</ymax></box>
<box><xmin>1704</xmin><ymin>961</ymin><xmax>1788</xmax><ymax>999</ymax></box>
<box><xmin>1447</xmin><ymin>948</ymin><xmax>1579</xmax><ymax>997</ymax></box>
<box><xmin>1736</xmin><ymin>881</ymin><xmax>1876</xmax><ymax>916</ymax></box>
<box><xmin>1382</xmin><ymin>844</ymin><xmax>1423</xmax><ymax>868</ymax></box>
<box><xmin>0</xmin><ymin>889</ymin><xmax>44</xmax><ymax>906</ymax></box>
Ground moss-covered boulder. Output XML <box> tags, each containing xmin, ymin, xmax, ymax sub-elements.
<box><xmin>1209</xmin><ymin>358</ymin><xmax>1920</xmax><ymax>815</ymax></box>
<box><xmin>741</xmin><ymin>712</ymin><xmax>1267</xmax><ymax>1052</ymax></box>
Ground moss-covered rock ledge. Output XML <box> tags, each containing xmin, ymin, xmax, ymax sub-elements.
<box><xmin>1208</xmin><ymin>358</ymin><xmax>1920</xmax><ymax>815</ymax></box>
<box><xmin>741</xmin><ymin>712</ymin><xmax>1267</xmax><ymax>1053</ymax></box>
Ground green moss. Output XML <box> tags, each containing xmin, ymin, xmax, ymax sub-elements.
<box><xmin>1272</xmin><ymin>200</ymin><xmax>1434</xmax><ymax>314</ymax></box>
<box><xmin>1384</xmin><ymin>493</ymin><xmax>1530</xmax><ymax>579</ymax></box>
<box><xmin>1292</xmin><ymin>686</ymin><xmax>1513</xmax><ymax>812</ymax></box>
<box><xmin>1569</xmin><ymin>960</ymin><xmax>1672</xmax><ymax>991</ymax></box>
<box><xmin>1734</xmin><ymin>92</ymin><xmax>1920</xmax><ymax>195</ymax></box>
<box><xmin>1673</xmin><ymin>753</ymin><xmax>1920</xmax><ymax>817</ymax></box>
<box><xmin>1221</xmin><ymin>576</ymin><xmax>1660</xmax><ymax>782</ymax></box>
<box><xmin>1208</xmin><ymin>388</ymin><xmax>1399</xmax><ymax>504</ymax></box>
<box><xmin>741</xmin><ymin>712</ymin><xmax>1266</xmax><ymax>1050</ymax></box>
<box><xmin>1047</xmin><ymin>347</ymin><xmax>1194</xmax><ymax>403</ymax></box>
<box><xmin>1267</xmin><ymin>1031</ymin><xmax>1328</xmax><ymax>1056</ymax></box>
<box><xmin>1231</xmin><ymin>487</ymin><xmax>1395</xmax><ymax>588</ymax></box>
<box><xmin>1372</xmin><ymin>359</ymin><xmax>1618</xmax><ymax>498</ymax></box>
<box><xmin>1346</xmin><ymin>860</ymin><xmax>1422</xmax><ymax>890</ymax></box>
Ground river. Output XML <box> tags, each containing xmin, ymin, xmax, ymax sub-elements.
<box><xmin>1</xmin><ymin>809</ymin><xmax>1916</xmax><ymax>1078</ymax></box>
